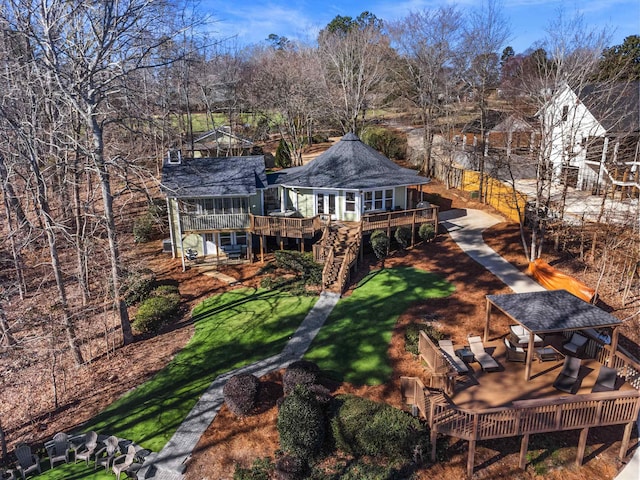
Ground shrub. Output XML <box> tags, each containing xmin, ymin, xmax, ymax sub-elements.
<box><xmin>233</xmin><ymin>457</ymin><xmax>274</xmax><ymax>480</ymax></box>
<box><xmin>275</xmin><ymin>139</ymin><xmax>292</xmax><ymax>168</ymax></box>
<box><xmin>152</xmin><ymin>284</ymin><xmax>180</xmax><ymax>299</ymax></box>
<box><xmin>404</xmin><ymin>323</ymin><xmax>421</xmax><ymax>355</ymax></box>
<box><xmin>274</xmin><ymin>251</ymin><xmax>323</xmax><ymax>286</ymax></box>
<box><xmin>122</xmin><ymin>268</ymin><xmax>156</xmax><ymax>306</ymax></box>
<box><xmin>133</xmin><ymin>289</ymin><xmax>180</xmax><ymax>333</ymax></box>
<box><xmin>274</xmin><ymin>454</ymin><xmax>306</xmax><ymax>480</ymax></box>
<box><xmin>283</xmin><ymin>360</ymin><xmax>320</xmax><ymax>396</ymax></box>
<box><xmin>394</xmin><ymin>227</ymin><xmax>412</xmax><ymax>250</ymax></box>
<box><xmin>224</xmin><ymin>374</ymin><xmax>260</xmax><ymax>417</ymax></box>
<box><xmin>370</xmin><ymin>230</ymin><xmax>389</xmax><ymax>261</ymax></box>
<box><xmin>133</xmin><ymin>214</ymin><xmax>155</xmax><ymax>243</ymax></box>
<box><xmin>419</xmin><ymin>223</ymin><xmax>436</xmax><ymax>242</ymax></box>
<box><xmin>277</xmin><ymin>385</ymin><xmax>325</xmax><ymax>461</ymax></box>
<box><xmin>360</xmin><ymin>126</ymin><xmax>407</xmax><ymax>160</ymax></box>
<box><xmin>329</xmin><ymin>395</ymin><xmax>426</xmax><ymax>461</ymax></box>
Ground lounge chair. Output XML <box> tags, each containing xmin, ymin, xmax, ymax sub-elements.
<box><xmin>14</xmin><ymin>444</ymin><xmax>41</xmax><ymax>480</ymax></box>
<box><xmin>563</xmin><ymin>332</ymin><xmax>588</xmax><ymax>356</ymax></box>
<box><xmin>112</xmin><ymin>445</ymin><xmax>141</xmax><ymax>480</ymax></box>
<box><xmin>74</xmin><ymin>431</ymin><xmax>98</xmax><ymax>465</ymax></box>
<box><xmin>553</xmin><ymin>355</ymin><xmax>582</xmax><ymax>393</ymax></box>
<box><xmin>504</xmin><ymin>337</ymin><xmax>526</xmax><ymax>363</ymax></box>
<box><xmin>592</xmin><ymin>366</ymin><xmax>618</xmax><ymax>393</ymax></box>
<box><xmin>94</xmin><ymin>435</ymin><xmax>119</xmax><ymax>471</ymax></box>
<box><xmin>45</xmin><ymin>432</ymin><xmax>70</xmax><ymax>468</ymax></box>
<box><xmin>468</xmin><ymin>336</ymin><xmax>500</xmax><ymax>372</ymax></box>
<box><xmin>438</xmin><ymin>339</ymin><xmax>469</xmax><ymax>374</ymax></box>
<box><xmin>509</xmin><ymin>325</ymin><xmax>543</xmax><ymax>348</ymax></box>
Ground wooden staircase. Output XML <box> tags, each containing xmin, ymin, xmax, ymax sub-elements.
<box><xmin>320</xmin><ymin>222</ymin><xmax>362</xmax><ymax>294</ymax></box>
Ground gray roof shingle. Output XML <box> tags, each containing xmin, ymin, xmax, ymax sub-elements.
<box><xmin>269</xmin><ymin>133</ymin><xmax>430</xmax><ymax>189</ymax></box>
<box><xmin>161</xmin><ymin>156</ymin><xmax>267</xmax><ymax>198</ymax></box>
<box><xmin>487</xmin><ymin>290</ymin><xmax>622</xmax><ymax>333</ymax></box>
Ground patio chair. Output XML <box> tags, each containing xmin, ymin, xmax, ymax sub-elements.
<box><xmin>1</xmin><ymin>468</ymin><xmax>16</xmax><ymax>480</ymax></box>
<box><xmin>509</xmin><ymin>325</ymin><xmax>543</xmax><ymax>348</ymax></box>
<box><xmin>553</xmin><ymin>355</ymin><xmax>582</xmax><ymax>393</ymax></box>
<box><xmin>14</xmin><ymin>444</ymin><xmax>41</xmax><ymax>480</ymax></box>
<box><xmin>94</xmin><ymin>435</ymin><xmax>119</xmax><ymax>471</ymax></box>
<box><xmin>468</xmin><ymin>336</ymin><xmax>500</xmax><ymax>372</ymax></box>
<box><xmin>45</xmin><ymin>432</ymin><xmax>71</xmax><ymax>468</ymax></box>
<box><xmin>563</xmin><ymin>332</ymin><xmax>588</xmax><ymax>356</ymax></box>
<box><xmin>74</xmin><ymin>431</ymin><xmax>98</xmax><ymax>465</ymax></box>
<box><xmin>504</xmin><ymin>337</ymin><xmax>526</xmax><ymax>363</ymax></box>
<box><xmin>591</xmin><ymin>366</ymin><xmax>618</xmax><ymax>393</ymax></box>
<box><xmin>112</xmin><ymin>445</ymin><xmax>142</xmax><ymax>480</ymax></box>
<box><xmin>438</xmin><ymin>339</ymin><xmax>469</xmax><ymax>374</ymax></box>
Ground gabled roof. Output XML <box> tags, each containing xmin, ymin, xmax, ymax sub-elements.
<box><xmin>576</xmin><ymin>81</ymin><xmax>639</xmax><ymax>133</ymax></box>
<box><xmin>161</xmin><ymin>156</ymin><xmax>267</xmax><ymax>198</ymax></box>
<box><xmin>192</xmin><ymin>127</ymin><xmax>254</xmax><ymax>148</ymax></box>
<box><xmin>269</xmin><ymin>133</ymin><xmax>429</xmax><ymax>190</ymax></box>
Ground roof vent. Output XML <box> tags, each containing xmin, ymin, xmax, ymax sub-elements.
<box><xmin>167</xmin><ymin>149</ymin><xmax>182</xmax><ymax>165</ymax></box>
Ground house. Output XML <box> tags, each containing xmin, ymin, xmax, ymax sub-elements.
<box><xmin>538</xmin><ymin>81</ymin><xmax>639</xmax><ymax>195</ymax></box>
<box><xmin>161</xmin><ymin>133</ymin><xmax>437</xmax><ymax>292</ymax></box>
<box><xmin>186</xmin><ymin>127</ymin><xmax>260</xmax><ymax>158</ymax></box>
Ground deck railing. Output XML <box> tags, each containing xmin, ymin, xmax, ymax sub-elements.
<box><xmin>596</xmin><ymin>342</ymin><xmax>640</xmax><ymax>389</ymax></box>
<box><xmin>361</xmin><ymin>206</ymin><xmax>439</xmax><ymax>233</ymax></box>
<box><xmin>401</xmin><ymin>375</ymin><xmax>640</xmax><ymax>478</ymax></box>
<box><xmin>333</xmin><ymin>224</ymin><xmax>362</xmax><ymax>293</ymax></box>
<box><xmin>181</xmin><ymin>213</ymin><xmax>250</xmax><ymax>231</ymax></box>
<box><xmin>250</xmin><ymin>214</ymin><xmax>322</xmax><ymax>238</ymax></box>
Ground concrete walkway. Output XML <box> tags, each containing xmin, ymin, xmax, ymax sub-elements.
<box><xmin>439</xmin><ymin>208</ymin><xmax>639</xmax><ymax>480</ymax></box>
<box><xmin>145</xmin><ymin>291</ymin><xmax>341</xmax><ymax>479</ymax></box>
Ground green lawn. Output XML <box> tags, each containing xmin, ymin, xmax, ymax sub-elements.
<box><xmin>82</xmin><ymin>288</ymin><xmax>316</xmax><ymax>452</ymax></box>
<box><xmin>305</xmin><ymin>267</ymin><xmax>454</xmax><ymax>385</ymax></box>
<box><xmin>28</xmin><ymin>460</ymin><xmax>115</xmax><ymax>480</ymax></box>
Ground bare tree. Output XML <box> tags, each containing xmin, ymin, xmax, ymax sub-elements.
<box><xmin>460</xmin><ymin>0</ymin><xmax>511</xmax><ymax>200</ymax></box>
<box><xmin>4</xmin><ymin>0</ymin><xmax>191</xmax><ymax>345</ymax></box>
<box><xmin>318</xmin><ymin>12</ymin><xmax>391</xmax><ymax>135</ymax></box>
<box><xmin>389</xmin><ymin>6</ymin><xmax>463</xmax><ymax>175</ymax></box>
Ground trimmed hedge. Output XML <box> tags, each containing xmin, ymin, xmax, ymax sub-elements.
<box><xmin>394</xmin><ymin>226</ymin><xmax>412</xmax><ymax>250</ymax></box>
<box><xmin>329</xmin><ymin>395</ymin><xmax>426</xmax><ymax>460</ymax></box>
<box><xmin>283</xmin><ymin>360</ymin><xmax>320</xmax><ymax>396</ymax></box>
<box><xmin>277</xmin><ymin>385</ymin><xmax>325</xmax><ymax>461</ymax></box>
<box><xmin>274</xmin><ymin>454</ymin><xmax>305</xmax><ymax>480</ymax></box>
<box><xmin>133</xmin><ymin>285</ymin><xmax>180</xmax><ymax>333</ymax></box>
<box><xmin>419</xmin><ymin>223</ymin><xmax>436</xmax><ymax>242</ymax></box>
<box><xmin>370</xmin><ymin>230</ymin><xmax>389</xmax><ymax>261</ymax></box>
<box><xmin>223</xmin><ymin>373</ymin><xmax>260</xmax><ymax>417</ymax></box>
<box><xmin>123</xmin><ymin>268</ymin><xmax>156</xmax><ymax>306</ymax></box>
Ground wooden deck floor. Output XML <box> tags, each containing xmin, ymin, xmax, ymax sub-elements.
<box><xmin>450</xmin><ymin>334</ymin><xmax>634</xmax><ymax>410</ymax></box>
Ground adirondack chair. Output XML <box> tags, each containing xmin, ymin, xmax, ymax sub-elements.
<box><xmin>45</xmin><ymin>432</ymin><xmax>71</xmax><ymax>468</ymax></box>
<box><xmin>592</xmin><ymin>366</ymin><xmax>618</xmax><ymax>393</ymax></box>
<box><xmin>1</xmin><ymin>468</ymin><xmax>16</xmax><ymax>480</ymax></box>
<box><xmin>94</xmin><ymin>435</ymin><xmax>120</xmax><ymax>471</ymax></box>
<box><xmin>112</xmin><ymin>445</ymin><xmax>141</xmax><ymax>480</ymax></box>
<box><xmin>74</xmin><ymin>431</ymin><xmax>98</xmax><ymax>465</ymax></box>
<box><xmin>14</xmin><ymin>444</ymin><xmax>41</xmax><ymax>479</ymax></box>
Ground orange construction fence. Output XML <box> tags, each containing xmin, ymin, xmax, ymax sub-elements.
<box><xmin>528</xmin><ymin>258</ymin><xmax>596</xmax><ymax>303</ymax></box>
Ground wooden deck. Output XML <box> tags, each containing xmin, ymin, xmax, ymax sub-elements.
<box><xmin>449</xmin><ymin>335</ymin><xmax>635</xmax><ymax>410</ymax></box>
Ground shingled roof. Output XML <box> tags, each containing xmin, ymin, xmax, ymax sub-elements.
<box><xmin>576</xmin><ymin>81</ymin><xmax>640</xmax><ymax>133</ymax></box>
<box><xmin>269</xmin><ymin>133</ymin><xmax>430</xmax><ymax>189</ymax></box>
<box><xmin>161</xmin><ymin>156</ymin><xmax>267</xmax><ymax>198</ymax></box>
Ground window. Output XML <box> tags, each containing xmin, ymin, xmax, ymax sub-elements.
<box><xmin>363</xmin><ymin>189</ymin><xmax>394</xmax><ymax>212</ymax></box>
<box><xmin>235</xmin><ymin>232</ymin><xmax>247</xmax><ymax>245</ymax></box>
<box><xmin>345</xmin><ymin>192</ymin><xmax>356</xmax><ymax>212</ymax></box>
<box><xmin>219</xmin><ymin>232</ymin><xmax>232</xmax><ymax>246</ymax></box>
<box><xmin>562</xmin><ymin>105</ymin><xmax>569</xmax><ymax>122</ymax></box>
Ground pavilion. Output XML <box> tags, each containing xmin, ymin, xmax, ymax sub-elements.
<box><xmin>485</xmin><ymin>289</ymin><xmax>623</xmax><ymax>381</ymax></box>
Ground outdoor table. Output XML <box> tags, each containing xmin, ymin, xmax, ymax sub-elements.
<box><xmin>535</xmin><ymin>346</ymin><xmax>563</xmax><ymax>362</ymax></box>
<box><xmin>455</xmin><ymin>348</ymin><xmax>475</xmax><ymax>363</ymax></box>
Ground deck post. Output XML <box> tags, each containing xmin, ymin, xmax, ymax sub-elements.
<box><xmin>467</xmin><ymin>439</ymin><xmax>476</xmax><ymax>479</ymax></box>
<box><xmin>576</xmin><ymin>427</ymin><xmax>589</xmax><ymax>466</ymax></box>
<box><xmin>619</xmin><ymin>421</ymin><xmax>634</xmax><ymax>461</ymax></box>
<box><xmin>411</xmin><ymin>210</ymin><xmax>416</xmax><ymax>247</ymax></box>
<box><xmin>260</xmin><ymin>235</ymin><xmax>265</xmax><ymax>263</ymax></box>
<box><xmin>519</xmin><ymin>433</ymin><xmax>530</xmax><ymax>469</ymax></box>
<box><xmin>430</xmin><ymin>426</ymin><xmax>438</xmax><ymax>462</ymax></box>
<box><xmin>484</xmin><ymin>298</ymin><xmax>492</xmax><ymax>342</ymax></box>
<box><xmin>524</xmin><ymin>334</ymin><xmax>535</xmax><ymax>381</ymax></box>
<box><xmin>608</xmin><ymin>327</ymin><xmax>620</xmax><ymax>368</ymax></box>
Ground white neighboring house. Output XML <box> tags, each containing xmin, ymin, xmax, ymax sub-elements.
<box><xmin>539</xmin><ymin>81</ymin><xmax>639</xmax><ymax>195</ymax></box>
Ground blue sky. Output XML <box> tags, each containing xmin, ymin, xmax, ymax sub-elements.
<box><xmin>202</xmin><ymin>0</ymin><xmax>639</xmax><ymax>53</ymax></box>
